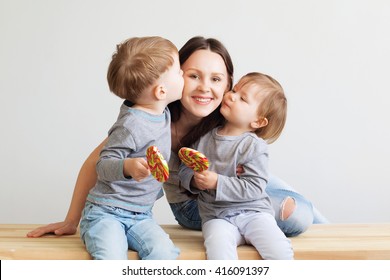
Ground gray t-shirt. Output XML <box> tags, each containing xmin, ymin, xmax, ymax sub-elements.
<box><xmin>178</xmin><ymin>127</ymin><xmax>274</xmax><ymax>224</ymax></box>
<box><xmin>87</xmin><ymin>103</ymin><xmax>171</xmax><ymax>213</ymax></box>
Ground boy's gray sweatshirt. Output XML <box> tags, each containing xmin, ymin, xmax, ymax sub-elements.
<box><xmin>87</xmin><ymin>103</ymin><xmax>171</xmax><ymax>213</ymax></box>
<box><xmin>178</xmin><ymin>127</ymin><xmax>274</xmax><ymax>225</ymax></box>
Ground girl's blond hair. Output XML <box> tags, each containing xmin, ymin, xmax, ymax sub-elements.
<box><xmin>237</xmin><ymin>72</ymin><xmax>287</xmax><ymax>143</ymax></box>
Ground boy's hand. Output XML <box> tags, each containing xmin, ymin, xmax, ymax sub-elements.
<box><xmin>123</xmin><ymin>158</ymin><xmax>151</xmax><ymax>181</ymax></box>
<box><xmin>193</xmin><ymin>170</ymin><xmax>218</xmax><ymax>190</ymax></box>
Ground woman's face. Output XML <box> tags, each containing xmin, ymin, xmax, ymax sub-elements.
<box><xmin>180</xmin><ymin>49</ymin><xmax>229</xmax><ymax>119</ymax></box>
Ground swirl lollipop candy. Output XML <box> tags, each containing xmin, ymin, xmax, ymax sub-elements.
<box><xmin>178</xmin><ymin>147</ymin><xmax>209</xmax><ymax>172</ymax></box>
<box><xmin>146</xmin><ymin>146</ymin><xmax>169</xmax><ymax>182</ymax></box>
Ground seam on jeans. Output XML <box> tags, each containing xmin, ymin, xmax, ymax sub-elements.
<box><xmin>127</xmin><ymin>225</ymin><xmax>150</xmax><ymax>258</ymax></box>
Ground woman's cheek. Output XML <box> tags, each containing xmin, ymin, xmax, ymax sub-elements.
<box><xmin>215</xmin><ymin>86</ymin><xmax>227</xmax><ymax>102</ymax></box>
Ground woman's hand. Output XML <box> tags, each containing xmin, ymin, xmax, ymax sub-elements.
<box><xmin>26</xmin><ymin>220</ymin><xmax>78</xmax><ymax>237</ymax></box>
<box><xmin>236</xmin><ymin>164</ymin><xmax>245</xmax><ymax>177</ymax></box>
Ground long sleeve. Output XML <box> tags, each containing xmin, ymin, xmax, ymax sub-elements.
<box><xmin>177</xmin><ymin>162</ymin><xmax>202</xmax><ymax>194</ymax></box>
<box><xmin>215</xmin><ymin>146</ymin><xmax>268</xmax><ymax>202</ymax></box>
<box><xmin>96</xmin><ymin>125</ymin><xmax>136</xmax><ymax>182</ymax></box>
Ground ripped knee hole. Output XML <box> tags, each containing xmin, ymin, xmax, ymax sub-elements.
<box><xmin>280</xmin><ymin>197</ymin><xmax>296</xmax><ymax>221</ymax></box>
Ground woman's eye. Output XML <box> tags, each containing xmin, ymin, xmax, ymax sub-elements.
<box><xmin>186</xmin><ymin>73</ymin><xmax>199</xmax><ymax>79</ymax></box>
<box><xmin>212</xmin><ymin>77</ymin><xmax>222</xmax><ymax>82</ymax></box>
<box><xmin>191</xmin><ymin>74</ymin><xmax>199</xmax><ymax>79</ymax></box>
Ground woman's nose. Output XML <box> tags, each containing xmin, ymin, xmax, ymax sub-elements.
<box><xmin>197</xmin><ymin>80</ymin><xmax>211</xmax><ymax>93</ymax></box>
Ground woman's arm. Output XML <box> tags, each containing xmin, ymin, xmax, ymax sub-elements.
<box><xmin>27</xmin><ymin>138</ymin><xmax>108</xmax><ymax>237</ymax></box>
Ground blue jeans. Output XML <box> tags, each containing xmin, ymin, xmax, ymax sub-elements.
<box><xmin>80</xmin><ymin>201</ymin><xmax>180</xmax><ymax>260</ymax></box>
<box><xmin>169</xmin><ymin>174</ymin><xmax>329</xmax><ymax>237</ymax></box>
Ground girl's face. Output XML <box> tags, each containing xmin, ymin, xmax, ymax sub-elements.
<box><xmin>180</xmin><ymin>49</ymin><xmax>229</xmax><ymax>119</ymax></box>
<box><xmin>221</xmin><ymin>83</ymin><xmax>264</xmax><ymax>130</ymax></box>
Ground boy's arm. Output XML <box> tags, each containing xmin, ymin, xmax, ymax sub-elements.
<box><xmin>123</xmin><ymin>157</ymin><xmax>150</xmax><ymax>181</ymax></box>
<box><xmin>97</xmin><ymin>126</ymin><xmax>149</xmax><ymax>182</ymax></box>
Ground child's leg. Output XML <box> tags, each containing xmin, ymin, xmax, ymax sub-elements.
<box><xmin>202</xmin><ymin>218</ymin><xmax>244</xmax><ymax>260</ymax></box>
<box><xmin>80</xmin><ymin>202</ymin><xmax>128</xmax><ymax>259</ymax></box>
<box><xmin>235</xmin><ymin>212</ymin><xmax>294</xmax><ymax>260</ymax></box>
<box><xmin>127</xmin><ymin>217</ymin><xmax>180</xmax><ymax>260</ymax></box>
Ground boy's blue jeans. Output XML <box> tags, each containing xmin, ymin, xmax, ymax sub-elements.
<box><xmin>80</xmin><ymin>201</ymin><xmax>180</xmax><ymax>260</ymax></box>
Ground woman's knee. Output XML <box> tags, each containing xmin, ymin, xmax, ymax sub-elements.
<box><xmin>280</xmin><ymin>197</ymin><xmax>296</xmax><ymax>221</ymax></box>
<box><xmin>276</xmin><ymin>197</ymin><xmax>314</xmax><ymax>237</ymax></box>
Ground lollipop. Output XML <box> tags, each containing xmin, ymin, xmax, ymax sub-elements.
<box><xmin>146</xmin><ymin>146</ymin><xmax>169</xmax><ymax>182</ymax></box>
<box><xmin>178</xmin><ymin>147</ymin><xmax>209</xmax><ymax>172</ymax></box>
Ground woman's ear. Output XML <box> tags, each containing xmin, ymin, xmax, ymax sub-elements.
<box><xmin>251</xmin><ymin>117</ymin><xmax>268</xmax><ymax>129</ymax></box>
<box><xmin>153</xmin><ymin>84</ymin><xmax>167</xmax><ymax>100</ymax></box>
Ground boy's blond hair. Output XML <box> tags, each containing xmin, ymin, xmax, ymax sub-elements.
<box><xmin>237</xmin><ymin>72</ymin><xmax>287</xmax><ymax>143</ymax></box>
<box><xmin>107</xmin><ymin>36</ymin><xmax>178</xmax><ymax>103</ymax></box>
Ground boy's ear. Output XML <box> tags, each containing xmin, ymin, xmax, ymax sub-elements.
<box><xmin>251</xmin><ymin>117</ymin><xmax>268</xmax><ymax>129</ymax></box>
<box><xmin>153</xmin><ymin>84</ymin><xmax>167</xmax><ymax>100</ymax></box>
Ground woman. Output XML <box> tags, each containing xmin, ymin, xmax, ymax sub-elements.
<box><xmin>27</xmin><ymin>36</ymin><xmax>328</xmax><ymax>239</ymax></box>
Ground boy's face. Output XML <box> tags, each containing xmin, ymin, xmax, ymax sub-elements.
<box><xmin>161</xmin><ymin>53</ymin><xmax>184</xmax><ymax>104</ymax></box>
<box><xmin>220</xmin><ymin>82</ymin><xmax>264</xmax><ymax>130</ymax></box>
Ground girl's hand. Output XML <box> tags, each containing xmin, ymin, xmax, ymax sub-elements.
<box><xmin>193</xmin><ymin>170</ymin><xmax>218</xmax><ymax>190</ymax></box>
<box><xmin>26</xmin><ymin>221</ymin><xmax>78</xmax><ymax>237</ymax></box>
<box><xmin>123</xmin><ymin>158</ymin><xmax>151</xmax><ymax>181</ymax></box>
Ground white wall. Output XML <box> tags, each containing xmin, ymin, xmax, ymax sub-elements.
<box><xmin>1</xmin><ymin>0</ymin><xmax>389</xmax><ymax>225</ymax></box>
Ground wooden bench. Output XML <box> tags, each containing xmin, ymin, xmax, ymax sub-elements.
<box><xmin>1</xmin><ymin>224</ymin><xmax>389</xmax><ymax>260</ymax></box>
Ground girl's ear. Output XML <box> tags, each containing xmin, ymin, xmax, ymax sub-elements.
<box><xmin>154</xmin><ymin>84</ymin><xmax>167</xmax><ymax>100</ymax></box>
<box><xmin>251</xmin><ymin>117</ymin><xmax>268</xmax><ymax>129</ymax></box>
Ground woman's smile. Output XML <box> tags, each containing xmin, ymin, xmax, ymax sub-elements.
<box><xmin>192</xmin><ymin>96</ymin><xmax>214</xmax><ymax>105</ymax></box>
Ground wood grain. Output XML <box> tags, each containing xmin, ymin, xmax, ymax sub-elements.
<box><xmin>1</xmin><ymin>224</ymin><xmax>389</xmax><ymax>260</ymax></box>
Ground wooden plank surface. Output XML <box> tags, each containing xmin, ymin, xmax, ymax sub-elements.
<box><xmin>1</xmin><ymin>224</ymin><xmax>389</xmax><ymax>260</ymax></box>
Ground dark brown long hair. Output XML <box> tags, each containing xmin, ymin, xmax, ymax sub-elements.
<box><xmin>168</xmin><ymin>36</ymin><xmax>234</xmax><ymax>148</ymax></box>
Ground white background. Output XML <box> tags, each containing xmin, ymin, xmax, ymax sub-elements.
<box><xmin>1</xmin><ymin>0</ymin><xmax>389</xmax><ymax>225</ymax></box>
